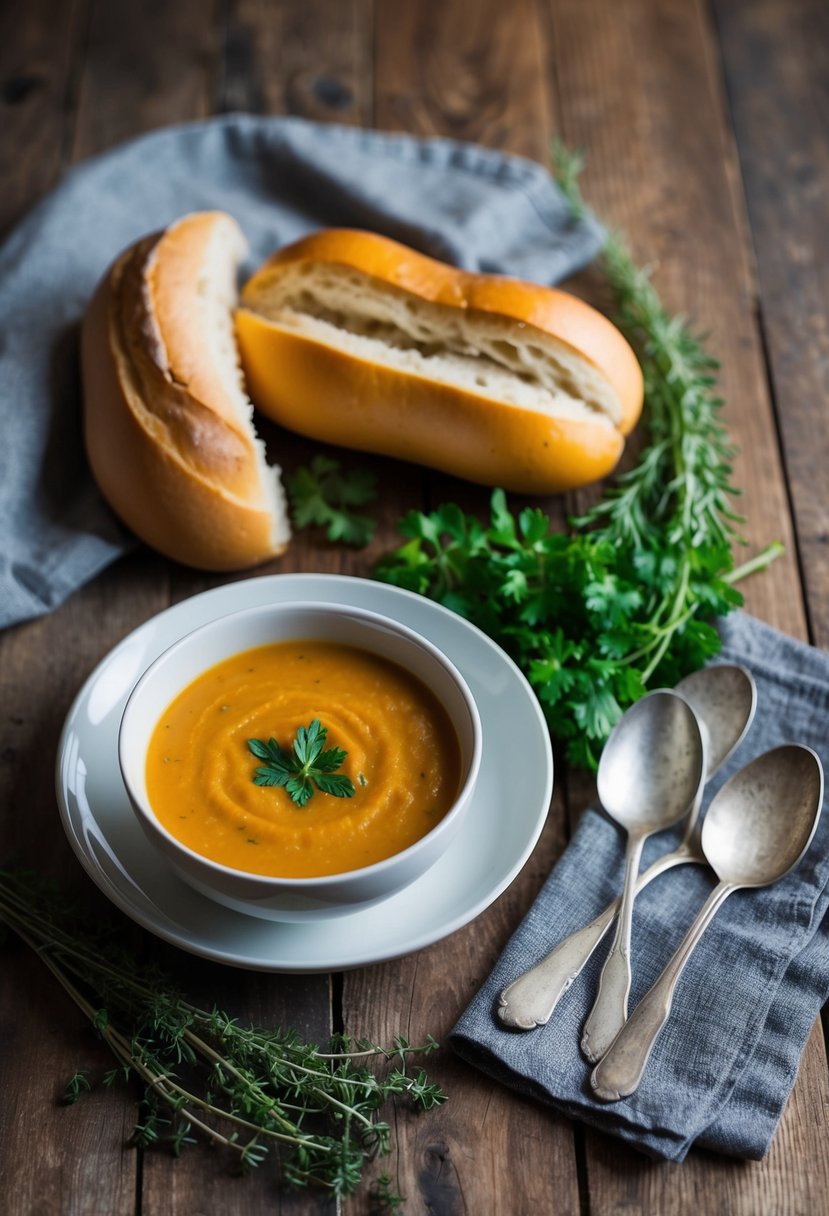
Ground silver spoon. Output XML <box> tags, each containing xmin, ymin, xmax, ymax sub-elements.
<box><xmin>580</xmin><ymin>690</ymin><xmax>705</xmax><ymax>1064</ymax></box>
<box><xmin>591</xmin><ymin>744</ymin><xmax>823</xmax><ymax>1102</ymax></box>
<box><xmin>498</xmin><ymin>666</ymin><xmax>756</xmax><ymax>1031</ymax></box>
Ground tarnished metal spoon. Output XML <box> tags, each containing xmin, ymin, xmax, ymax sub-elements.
<box><xmin>498</xmin><ymin>666</ymin><xmax>756</xmax><ymax>1032</ymax></box>
<box><xmin>591</xmin><ymin>744</ymin><xmax>823</xmax><ymax>1102</ymax></box>
<box><xmin>579</xmin><ymin>690</ymin><xmax>705</xmax><ymax>1064</ymax></box>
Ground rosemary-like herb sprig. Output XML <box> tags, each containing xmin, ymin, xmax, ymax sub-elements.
<box><xmin>0</xmin><ymin>867</ymin><xmax>445</xmax><ymax>1203</ymax></box>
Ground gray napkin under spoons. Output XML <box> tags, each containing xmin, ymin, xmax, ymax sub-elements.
<box><xmin>451</xmin><ymin>611</ymin><xmax>829</xmax><ymax>1162</ymax></box>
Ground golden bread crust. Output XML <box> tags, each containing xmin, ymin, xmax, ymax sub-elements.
<box><xmin>82</xmin><ymin>213</ymin><xmax>289</xmax><ymax>571</ymax></box>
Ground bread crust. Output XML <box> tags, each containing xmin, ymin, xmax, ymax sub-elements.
<box><xmin>82</xmin><ymin>213</ymin><xmax>289</xmax><ymax>571</ymax></box>
<box><xmin>237</xmin><ymin>228</ymin><xmax>643</xmax><ymax>493</ymax></box>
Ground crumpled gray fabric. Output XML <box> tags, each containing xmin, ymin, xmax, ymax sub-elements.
<box><xmin>0</xmin><ymin>113</ymin><xmax>603</xmax><ymax>629</ymax></box>
<box><xmin>451</xmin><ymin>611</ymin><xmax>829</xmax><ymax>1162</ymax></box>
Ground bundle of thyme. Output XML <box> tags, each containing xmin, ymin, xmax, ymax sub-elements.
<box><xmin>375</xmin><ymin>146</ymin><xmax>781</xmax><ymax>769</ymax></box>
<box><xmin>0</xmin><ymin>867</ymin><xmax>445</xmax><ymax>1204</ymax></box>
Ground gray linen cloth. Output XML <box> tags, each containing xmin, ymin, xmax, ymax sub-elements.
<box><xmin>0</xmin><ymin>113</ymin><xmax>602</xmax><ymax>629</ymax></box>
<box><xmin>451</xmin><ymin>612</ymin><xmax>829</xmax><ymax>1161</ymax></box>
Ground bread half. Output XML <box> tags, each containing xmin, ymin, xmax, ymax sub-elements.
<box><xmin>82</xmin><ymin>211</ymin><xmax>290</xmax><ymax>571</ymax></box>
<box><xmin>236</xmin><ymin>228</ymin><xmax>643</xmax><ymax>495</ymax></box>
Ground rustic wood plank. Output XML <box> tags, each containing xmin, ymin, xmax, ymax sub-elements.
<box><xmin>2</xmin><ymin>1</ymin><xmax>226</xmax><ymax>1212</ymax></box>
<box><xmin>545</xmin><ymin>0</ymin><xmax>829</xmax><ymax>1209</ymax></box>
<box><xmin>372</xmin><ymin>0</ymin><xmax>554</xmax><ymax>160</ymax></box>
<box><xmin>711</xmin><ymin>0</ymin><xmax>829</xmax><ymax>1204</ymax></box>
<box><xmin>69</xmin><ymin>0</ymin><xmax>219</xmax><ymax>159</ymax></box>
<box><xmin>121</xmin><ymin>2</ymin><xmax>373</xmax><ymax>1211</ymax></box>
<box><xmin>713</xmin><ymin>0</ymin><xmax>829</xmax><ymax>650</ymax></box>
<box><xmin>220</xmin><ymin>0</ymin><xmax>372</xmax><ymax>124</ymax></box>
<box><xmin>547</xmin><ymin>0</ymin><xmax>807</xmax><ymax>638</ymax></box>
<box><xmin>140</xmin><ymin>949</ymin><xmax>335</xmax><ymax>1216</ymax></box>
<box><xmin>0</xmin><ymin>0</ymin><xmax>89</xmax><ymax>236</ymax></box>
<box><xmin>0</xmin><ymin>943</ymin><xmax>137</xmax><ymax>1216</ymax></box>
<box><xmin>0</xmin><ymin>554</ymin><xmax>169</xmax><ymax>1216</ymax></box>
<box><xmin>339</xmin><ymin>814</ymin><xmax>578</xmax><ymax>1215</ymax></box>
<box><xmin>343</xmin><ymin>3</ymin><xmax>582</xmax><ymax>1213</ymax></box>
<box><xmin>582</xmin><ymin>1020</ymin><xmax>829</xmax><ymax>1216</ymax></box>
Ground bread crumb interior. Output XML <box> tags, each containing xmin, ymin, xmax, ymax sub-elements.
<box><xmin>198</xmin><ymin>218</ymin><xmax>290</xmax><ymax>547</ymax></box>
<box><xmin>244</xmin><ymin>261</ymin><xmax>621</xmax><ymax>426</ymax></box>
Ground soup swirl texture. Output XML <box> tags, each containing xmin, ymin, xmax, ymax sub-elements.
<box><xmin>146</xmin><ymin>640</ymin><xmax>461</xmax><ymax>877</ymax></box>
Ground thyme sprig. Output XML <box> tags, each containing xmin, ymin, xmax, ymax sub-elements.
<box><xmin>0</xmin><ymin>867</ymin><xmax>445</xmax><ymax>1203</ymax></box>
<box><xmin>375</xmin><ymin>146</ymin><xmax>781</xmax><ymax>769</ymax></box>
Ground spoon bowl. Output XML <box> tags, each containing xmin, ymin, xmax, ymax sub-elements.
<box><xmin>702</xmin><ymin>744</ymin><xmax>823</xmax><ymax>886</ymax></box>
<box><xmin>591</xmin><ymin>743</ymin><xmax>823</xmax><ymax>1101</ymax></box>
<box><xmin>498</xmin><ymin>665</ymin><xmax>756</xmax><ymax>1032</ymax></box>
<box><xmin>581</xmin><ymin>690</ymin><xmax>705</xmax><ymax>1061</ymax></box>
<box><xmin>597</xmin><ymin>690</ymin><xmax>705</xmax><ymax>834</ymax></box>
<box><xmin>675</xmin><ymin>664</ymin><xmax>756</xmax><ymax>781</ymax></box>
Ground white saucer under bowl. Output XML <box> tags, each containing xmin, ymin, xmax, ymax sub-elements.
<box><xmin>56</xmin><ymin>574</ymin><xmax>553</xmax><ymax>972</ymax></box>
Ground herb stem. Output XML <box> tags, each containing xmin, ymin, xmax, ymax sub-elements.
<box><xmin>724</xmin><ymin>541</ymin><xmax>785</xmax><ymax>585</ymax></box>
<box><xmin>0</xmin><ymin>866</ymin><xmax>446</xmax><ymax>1204</ymax></box>
<box><xmin>180</xmin><ymin>1027</ymin><xmax>303</xmax><ymax>1136</ymax></box>
<box><xmin>639</xmin><ymin>559</ymin><xmax>692</xmax><ymax>683</ymax></box>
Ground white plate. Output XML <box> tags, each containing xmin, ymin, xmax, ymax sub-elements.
<box><xmin>56</xmin><ymin>574</ymin><xmax>553</xmax><ymax>971</ymax></box>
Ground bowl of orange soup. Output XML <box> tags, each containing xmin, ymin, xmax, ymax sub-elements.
<box><xmin>118</xmin><ymin>601</ymin><xmax>482</xmax><ymax>920</ymax></box>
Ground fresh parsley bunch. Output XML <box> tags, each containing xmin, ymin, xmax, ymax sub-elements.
<box><xmin>375</xmin><ymin>148</ymin><xmax>781</xmax><ymax>770</ymax></box>
<box><xmin>376</xmin><ymin>490</ymin><xmax>749</xmax><ymax>770</ymax></box>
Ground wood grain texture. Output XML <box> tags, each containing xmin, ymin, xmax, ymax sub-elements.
<box><xmin>372</xmin><ymin>0</ymin><xmax>553</xmax><ymax>159</ymax></box>
<box><xmin>70</xmin><ymin>0</ymin><xmax>219</xmax><ymax>160</ymax></box>
<box><xmin>220</xmin><ymin>0</ymin><xmax>373</xmax><ymax>123</ymax></box>
<box><xmin>0</xmin><ymin>555</ymin><xmax>169</xmax><ymax>1214</ymax></box>
<box><xmin>0</xmin><ymin>947</ymin><xmax>137</xmax><ymax>1216</ymax></box>
<box><xmin>713</xmin><ymin>0</ymin><xmax>829</xmax><ymax>650</ymax></box>
<box><xmin>140</xmin><ymin>953</ymin><xmax>335</xmax><ymax>1216</ymax></box>
<box><xmin>342</xmin><ymin>4</ymin><xmax>581</xmax><ymax>1214</ymax></box>
<box><xmin>0</xmin><ymin>0</ymin><xmax>89</xmax><ymax>236</ymax></box>
<box><xmin>546</xmin><ymin>0</ymin><xmax>807</xmax><ymax>639</ymax></box>
<box><xmin>340</xmin><ymin>817</ymin><xmax>579</xmax><ymax>1216</ymax></box>
<box><xmin>583</xmin><ymin>1020</ymin><xmax>829</xmax><ymax>1216</ymax></box>
<box><xmin>545</xmin><ymin>0</ymin><xmax>829</xmax><ymax>1210</ymax></box>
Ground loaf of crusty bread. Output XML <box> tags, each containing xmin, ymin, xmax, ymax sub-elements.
<box><xmin>81</xmin><ymin>211</ymin><xmax>290</xmax><ymax>570</ymax></box>
<box><xmin>235</xmin><ymin>229</ymin><xmax>643</xmax><ymax>494</ymax></box>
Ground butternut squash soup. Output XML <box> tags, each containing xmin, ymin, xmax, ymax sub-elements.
<box><xmin>145</xmin><ymin>640</ymin><xmax>462</xmax><ymax>877</ymax></box>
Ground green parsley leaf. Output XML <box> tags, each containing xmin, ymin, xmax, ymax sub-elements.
<box><xmin>313</xmin><ymin>772</ymin><xmax>357</xmax><ymax>797</ymax></box>
<box><xmin>248</xmin><ymin>720</ymin><xmax>356</xmax><ymax>807</ymax></box>
<box><xmin>287</xmin><ymin>455</ymin><xmax>378</xmax><ymax>546</ymax></box>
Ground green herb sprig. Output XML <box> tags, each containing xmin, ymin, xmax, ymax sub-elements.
<box><xmin>248</xmin><ymin>719</ymin><xmax>356</xmax><ymax>807</ymax></box>
<box><xmin>0</xmin><ymin>867</ymin><xmax>445</xmax><ymax>1204</ymax></box>
<box><xmin>375</xmin><ymin>146</ymin><xmax>782</xmax><ymax>770</ymax></box>
<box><xmin>287</xmin><ymin>454</ymin><xmax>378</xmax><ymax>546</ymax></box>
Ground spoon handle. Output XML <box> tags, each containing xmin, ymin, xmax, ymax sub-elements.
<box><xmin>581</xmin><ymin>833</ymin><xmax>646</xmax><ymax>1063</ymax></box>
<box><xmin>497</xmin><ymin>844</ymin><xmax>699</xmax><ymax>1029</ymax></box>
<box><xmin>590</xmin><ymin>881</ymin><xmax>736</xmax><ymax>1102</ymax></box>
<box><xmin>498</xmin><ymin>904</ymin><xmax>617</xmax><ymax>1029</ymax></box>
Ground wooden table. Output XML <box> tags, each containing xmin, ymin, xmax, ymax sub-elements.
<box><xmin>2</xmin><ymin>1</ymin><xmax>828</xmax><ymax>1211</ymax></box>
